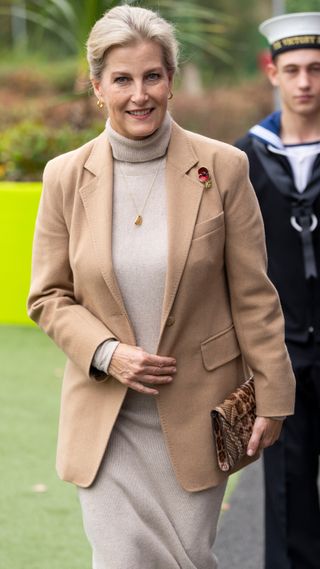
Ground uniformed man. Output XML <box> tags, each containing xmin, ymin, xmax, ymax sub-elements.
<box><xmin>236</xmin><ymin>12</ymin><xmax>320</xmax><ymax>569</ymax></box>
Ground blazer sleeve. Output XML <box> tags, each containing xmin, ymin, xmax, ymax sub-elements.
<box><xmin>27</xmin><ymin>159</ymin><xmax>115</xmax><ymax>381</ymax></box>
<box><xmin>223</xmin><ymin>151</ymin><xmax>295</xmax><ymax>417</ymax></box>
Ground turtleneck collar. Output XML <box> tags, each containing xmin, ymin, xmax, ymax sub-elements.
<box><xmin>105</xmin><ymin>112</ymin><xmax>172</xmax><ymax>163</ymax></box>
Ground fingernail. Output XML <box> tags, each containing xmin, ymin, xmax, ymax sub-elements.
<box><xmin>247</xmin><ymin>449</ymin><xmax>254</xmax><ymax>456</ymax></box>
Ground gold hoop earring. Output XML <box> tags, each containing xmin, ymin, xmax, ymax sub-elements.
<box><xmin>97</xmin><ymin>99</ymin><xmax>104</xmax><ymax>109</ymax></box>
<box><xmin>168</xmin><ymin>91</ymin><xmax>173</xmax><ymax>100</ymax></box>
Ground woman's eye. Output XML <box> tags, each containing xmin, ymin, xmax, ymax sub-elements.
<box><xmin>147</xmin><ymin>73</ymin><xmax>160</xmax><ymax>81</ymax></box>
<box><xmin>115</xmin><ymin>76</ymin><xmax>129</xmax><ymax>84</ymax></box>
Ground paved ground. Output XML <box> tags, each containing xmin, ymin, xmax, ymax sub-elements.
<box><xmin>215</xmin><ymin>459</ymin><xmax>264</xmax><ymax>569</ymax></box>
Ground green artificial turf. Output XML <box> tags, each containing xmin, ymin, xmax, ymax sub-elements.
<box><xmin>0</xmin><ymin>326</ymin><xmax>239</xmax><ymax>569</ymax></box>
<box><xmin>0</xmin><ymin>326</ymin><xmax>91</xmax><ymax>569</ymax></box>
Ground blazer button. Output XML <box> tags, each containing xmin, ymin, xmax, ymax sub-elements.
<box><xmin>166</xmin><ymin>315</ymin><xmax>175</xmax><ymax>327</ymax></box>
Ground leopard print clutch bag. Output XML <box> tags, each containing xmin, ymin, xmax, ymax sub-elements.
<box><xmin>211</xmin><ymin>376</ymin><xmax>256</xmax><ymax>472</ymax></box>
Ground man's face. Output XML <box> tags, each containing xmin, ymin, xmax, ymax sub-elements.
<box><xmin>267</xmin><ymin>49</ymin><xmax>320</xmax><ymax>117</ymax></box>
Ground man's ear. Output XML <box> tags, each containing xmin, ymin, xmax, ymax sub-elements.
<box><xmin>266</xmin><ymin>62</ymin><xmax>279</xmax><ymax>87</ymax></box>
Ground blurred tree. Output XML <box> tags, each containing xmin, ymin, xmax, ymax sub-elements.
<box><xmin>0</xmin><ymin>1</ymin><xmax>15</xmax><ymax>50</ymax></box>
<box><xmin>199</xmin><ymin>0</ymin><xmax>270</xmax><ymax>78</ymax></box>
<box><xmin>0</xmin><ymin>0</ymin><xmax>124</xmax><ymax>55</ymax></box>
<box><xmin>0</xmin><ymin>0</ymin><xmax>232</xmax><ymax>83</ymax></box>
<box><xmin>145</xmin><ymin>0</ymin><xmax>233</xmax><ymax>92</ymax></box>
<box><xmin>287</xmin><ymin>0</ymin><xmax>320</xmax><ymax>9</ymax></box>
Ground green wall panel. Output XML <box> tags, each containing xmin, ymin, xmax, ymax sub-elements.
<box><xmin>0</xmin><ymin>182</ymin><xmax>42</xmax><ymax>325</ymax></box>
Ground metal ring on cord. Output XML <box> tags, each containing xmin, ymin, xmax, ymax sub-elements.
<box><xmin>290</xmin><ymin>214</ymin><xmax>318</xmax><ymax>233</ymax></box>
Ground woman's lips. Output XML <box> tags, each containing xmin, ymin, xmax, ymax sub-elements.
<box><xmin>126</xmin><ymin>109</ymin><xmax>154</xmax><ymax>118</ymax></box>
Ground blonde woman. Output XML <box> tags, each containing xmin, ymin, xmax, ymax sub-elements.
<box><xmin>28</xmin><ymin>5</ymin><xmax>295</xmax><ymax>568</ymax></box>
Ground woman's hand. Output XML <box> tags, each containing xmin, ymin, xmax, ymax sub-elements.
<box><xmin>108</xmin><ymin>343</ymin><xmax>176</xmax><ymax>395</ymax></box>
<box><xmin>247</xmin><ymin>417</ymin><xmax>283</xmax><ymax>457</ymax></box>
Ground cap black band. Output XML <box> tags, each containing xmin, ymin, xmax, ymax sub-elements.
<box><xmin>271</xmin><ymin>34</ymin><xmax>320</xmax><ymax>57</ymax></box>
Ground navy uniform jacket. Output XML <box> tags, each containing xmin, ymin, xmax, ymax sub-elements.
<box><xmin>235</xmin><ymin>113</ymin><xmax>320</xmax><ymax>344</ymax></box>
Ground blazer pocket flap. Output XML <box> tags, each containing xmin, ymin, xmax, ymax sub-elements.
<box><xmin>201</xmin><ymin>325</ymin><xmax>241</xmax><ymax>371</ymax></box>
<box><xmin>193</xmin><ymin>212</ymin><xmax>224</xmax><ymax>240</ymax></box>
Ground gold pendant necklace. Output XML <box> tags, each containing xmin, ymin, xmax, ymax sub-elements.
<box><xmin>120</xmin><ymin>160</ymin><xmax>163</xmax><ymax>226</ymax></box>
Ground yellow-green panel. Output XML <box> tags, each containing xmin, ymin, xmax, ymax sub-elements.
<box><xmin>0</xmin><ymin>182</ymin><xmax>42</xmax><ymax>325</ymax></box>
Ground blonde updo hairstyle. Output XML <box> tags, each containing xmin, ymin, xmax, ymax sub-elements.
<box><xmin>86</xmin><ymin>4</ymin><xmax>179</xmax><ymax>82</ymax></box>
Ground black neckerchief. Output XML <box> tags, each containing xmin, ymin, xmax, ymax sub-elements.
<box><xmin>252</xmin><ymin>138</ymin><xmax>320</xmax><ymax>279</ymax></box>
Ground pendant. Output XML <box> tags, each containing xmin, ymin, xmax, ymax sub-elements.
<box><xmin>134</xmin><ymin>215</ymin><xmax>143</xmax><ymax>226</ymax></box>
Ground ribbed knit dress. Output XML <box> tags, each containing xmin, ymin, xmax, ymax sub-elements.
<box><xmin>78</xmin><ymin>113</ymin><xmax>226</xmax><ymax>569</ymax></box>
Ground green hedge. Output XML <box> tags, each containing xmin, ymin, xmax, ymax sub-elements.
<box><xmin>0</xmin><ymin>119</ymin><xmax>103</xmax><ymax>323</ymax></box>
<box><xmin>0</xmin><ymin>120</ymin><xmax>102</xmax><ymax>181</ymax></box>
<box><xmin>0</xmin><ymin>120</ymin><xmax>105</xmax><ymax>323</ymax></box>
<box><xmin>0</xmin><ymin>182</ymin><xmax>41</xmax><ymax>325</ymax></box>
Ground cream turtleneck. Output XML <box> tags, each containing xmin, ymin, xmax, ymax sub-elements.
<box><xmin>105</xmin><ymin>111</ymin><xmax>172</xmax><ymax>162</ymax></box>
<box><xmin>93</xmin><ymin>113</ymin><xmax>172</xmax><ymax>373</ymax></box>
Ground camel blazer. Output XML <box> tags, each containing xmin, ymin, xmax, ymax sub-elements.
<box><xmin>28</xmin><ymin>121</ymin><xmax>295</xmax><ymax>491</ymax></box>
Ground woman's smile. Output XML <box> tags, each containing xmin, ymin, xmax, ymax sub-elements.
<box><xmin>126</xmin><ymin>108</ymin><xmax>154</xmax><ymax>118</ymax></box>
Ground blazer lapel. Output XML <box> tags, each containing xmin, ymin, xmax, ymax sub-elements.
<box><xmin>79</xmin><ymin>126</ymin><xmax>204</xmax><ymax>345</ymax></box>
<box><xmin>79</xmin><ymin>133</ymin><xmax>128</xmax><ymax>317</ymax></box>
<box><xmin>159</xmin><ymin>123</ymin><xmax>203</xmax><ymax>339</ymax></box>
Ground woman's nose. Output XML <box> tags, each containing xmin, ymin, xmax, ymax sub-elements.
<box><xmin>130</xmin><ymin>82</ymin><xmax>148</xmax><ymax>104</ymax></box>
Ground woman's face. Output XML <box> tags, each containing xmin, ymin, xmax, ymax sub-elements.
<box><xmin>92</xmin><ymin>40</ymin><xmax>173</xmax><ymax>140</ymax></box>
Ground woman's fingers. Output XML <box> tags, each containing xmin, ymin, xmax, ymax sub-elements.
<box><xmin>141</xmin><ymin>375</ymin><xmax>174</xmax><ymax>384</ymax></box>
<box><xmin>125</xmin><ymin>381</ymin><xmax>161</xmax><ymax>396</ymax></box>
<box><xmin>108</xmin><ymin>343</ymin><xmax>176</xmax><ymax>395</ymax></box>
<box><xmin>139</xmin><ymin>352</ymin><xmax>176</xmax><ymax>368</ymax></box>
<box><xmin>144</xmin><ymin>365</ymin><xmax>176</xmax><ymax>377</ymax></box>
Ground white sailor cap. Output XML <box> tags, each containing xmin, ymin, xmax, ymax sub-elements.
<box><xmin>259</xmin><ymin>12</ymin><xmax>320</xmax><ymax>58</ymax></box>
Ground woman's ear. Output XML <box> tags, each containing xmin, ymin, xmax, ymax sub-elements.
<box><xmin>91</xmin><ymin>79</ymin><xmax>102</xmax><ymax>100</ymax></box>
<box><xmin>168</xmin><ymin>71</ymin><xmax>174</xmax><ymax>90</ymax></box>
<box><xmin>266</xmin><ymin>62</ymin><xmax>279</xmax><ymax>87</ymax></box>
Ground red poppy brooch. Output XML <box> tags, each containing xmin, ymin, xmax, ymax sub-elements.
<box><xmin>198</xmin><ymin>167</ymin><xmax>212</xmax><ymax>189</ymax></box>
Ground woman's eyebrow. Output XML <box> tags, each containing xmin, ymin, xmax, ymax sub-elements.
<box><xmin>110</xmin><ymin>66</ymin><xmax>163</xmax><ymax>75</ymax></box>
<box><xmin>110</xmin><ymin>70</ymin><xmax>131</xmax><ymax>76</ymax></box>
